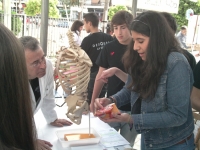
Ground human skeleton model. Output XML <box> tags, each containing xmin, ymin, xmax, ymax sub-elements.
<box><xmin>55</xmin><ymin>30</ymin><xmax>92</xmax><ymax>125</ymax></box>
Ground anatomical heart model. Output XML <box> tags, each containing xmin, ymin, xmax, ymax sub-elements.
<box><xmin>55</xmin><ymin>30</ymin><xmax>92</xmax><ymax>124</ymax></box>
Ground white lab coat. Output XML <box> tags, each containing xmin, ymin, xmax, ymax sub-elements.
<box><xmin>30</xmin><ymin>59</ymin><xmax>57</xmax><ymax>123</ymax></box>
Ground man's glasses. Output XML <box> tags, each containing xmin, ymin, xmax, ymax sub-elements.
<box><xmin>30</xmin><ymin>57</ymin><xmax>46</xmax><ymax>68</ymax></box>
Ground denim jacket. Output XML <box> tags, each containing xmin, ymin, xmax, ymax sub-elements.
<box><xmin>113</xmin><ymin>52</ymin><xmax>194</xmax><ymax>149</ymax></box>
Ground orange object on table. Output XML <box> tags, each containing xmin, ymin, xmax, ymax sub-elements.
<box><xmin>64</xmin><ymin>133</ymin><xmax>95</xmax><ymax>141</ymax></box>
<box><xmin>95</xmin><ymin>103</ymin><xmax>120</xmax><ymax>119</ymax></box>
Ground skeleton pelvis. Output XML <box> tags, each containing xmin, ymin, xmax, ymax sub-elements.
<box><xmin>65</xmin><ymin>95</ymin><xmax>89</xmax><ymax>124</ymax></box>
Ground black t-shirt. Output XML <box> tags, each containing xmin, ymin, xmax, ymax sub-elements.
<box><xmin>193</xmin><ymin>61</ymin><xmax>200</xmax><ymax>89</ymax></box>
<box><xmin>81</xmin><ymin>32</ymin><xmax>113</xmax><ymax>73</ymax></box>
<box><xmin>182</xmin><ymin>49</ymin><xmax>196</xmax><ymax>70</ymax></box>
<box><xmin>30</xmin><ymin>78</ymin><xmax>41</xmax><ymax>106</ymax></box>
<box><xmin>96</xmin><ymin>39</ymin><xmax>131</xmax><ymax>111</ymax></box>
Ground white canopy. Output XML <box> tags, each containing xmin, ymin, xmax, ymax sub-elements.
<box><xmin>137</xmin><ymin>0</ymin><xmax>180</xmax><ymax>14</ymax></box>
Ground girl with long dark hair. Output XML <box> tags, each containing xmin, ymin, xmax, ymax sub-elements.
<box><xmin>94</xmin><ymin>11</ymin><xmax>195</xmax><ymax>149</ymax></box>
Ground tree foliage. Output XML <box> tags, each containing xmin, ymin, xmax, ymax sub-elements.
<box><xmin>49</xmin><ymin>0</ymin><xmax>60</xmax><ymax>18</ymax></box>
<box><xmin>24</xmin><ymin>0</ymin><xmax>59</xmax><ymax>18</ymax></box>
<box><xmin>24</xmin><ymin>0</ymin><xmax>41</xmax><ymax>16</ymax></box>
<box><xmin>172</xmin><ymin>0</ymin><xmax>200</xmax><ymax>31</ymax></box>
<box><xmin>11</xmin><ymin>11</ymin><xmax>22</xmax><ymax>35</ymax></box>
<box><xmin>60</xmin><ymin>0</ymin><xmax>80</xmax><ymax>7</ymax></box>
<box><xmin>0</xmin><ymin>11</ymin><xmax>22</xmax><ymax>35</ymax></box>
<box><xmin>108</xmin><ymin>5</ymin><xmax>129</xmax><ymax>21</ymax></box>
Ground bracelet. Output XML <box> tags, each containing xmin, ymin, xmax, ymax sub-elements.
<box><xmin>107</xmin><ymin>97</ymin><xmax>114</xmax><ymax>104</ymax></box>
<box><xmin>109</xmin><ymin>96</ymin><xmax>116</xmax><ymax>104</ymax></box>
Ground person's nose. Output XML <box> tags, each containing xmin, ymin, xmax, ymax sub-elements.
<box><xmin>133</xmin><ymin>42</ymin><xmax>139</xmax><ymax>51</ymax></box>
<box><xmin>118</xmin><ymin>28</ymin><xmax>122</xmax><ymax>35</ymax></box>
<box><xmin>115</xmin><ymin>28</ymin><xmax>121</xmax><ymax>36</ymax></box>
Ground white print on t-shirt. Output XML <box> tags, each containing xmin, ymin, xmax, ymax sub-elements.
<box><xmin>92</xmin><ymin>41</ymin><xmax>111</xmax><ymax>50</ymax></box>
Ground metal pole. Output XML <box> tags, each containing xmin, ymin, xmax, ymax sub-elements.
<box><xmin>3</xmin><ymin>0</ymin><xmax>11</xmax><ymax>29</ymax></box>
<box><xmin>132</xmin><ymin>0</ymin><xmax>137</xmax><ymax>18</ymax></box>
<box><xmin>78</xmin><ymin>0</ymin><xmax>84</xmax><ymax>20</ymax></box>
<box><xmin>64</xmin><ymin>5</ymin><xmax>69</xmax><ymax>23</ymax></box>
<box><xmin>102</xmin><ymin>0</ymin><xmax>110</xmax><ymax>33</ymax></box>
<box><xmin>80</xmin><ymin>0</ymin><xmax>84</xmax><ymax>20</ymax></box>
<box><xmin>40</xmin><ymin>0</ymin><xmax>49</xmax><ymax>55</ymax></box>
<box><xmin>18</xmin><ymin>0</ymin><xmax>21</xmax><ymax>14</ymax></box>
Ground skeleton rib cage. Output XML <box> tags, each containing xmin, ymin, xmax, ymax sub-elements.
<box><xmin>55</xmin><ymin>30</ymin><xmax>92</xmax><ymax>124</ymax></box>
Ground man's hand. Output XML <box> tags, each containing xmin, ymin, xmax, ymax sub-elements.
<box><xmin>97</xmin><ymin>67</ymin><xmax>128</xmax><ymax>83</ymax></box>
<box><xmin>50</xmin><ymin>119</ymin><xmax>73</xmax><ymax>127</ymax></box>
<box><xmin>36</xmin><ymin>139</ymin><xmax>52</xmax><ymax>150</ymax></box>
<box><xmin>97</xmin><ymin>67</ymin><xmax>117</xmax><ymax>83</ymax></box>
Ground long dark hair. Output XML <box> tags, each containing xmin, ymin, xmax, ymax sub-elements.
<box><xmin>0</xmin><ymin>23</ymin><xmax>36</xmax><ymax>150</ymax></box>
<box><xmin>71</xmin><ymin>20</ymin><xmax>84</xmax><ymax>35</ymax></box>
<box><xmin>123</xmin><ymin>11</ymin><xmax>180</xmax><ymax>99</ymax></box>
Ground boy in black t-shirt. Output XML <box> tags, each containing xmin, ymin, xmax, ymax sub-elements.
<box><xmin>90</xmin><ymin>11</ymin><xmax>137</xmax><ymax>147</ymax></box>
<box><xmin>80</xmin><ymin>13</ymin><xmax>113</xmax><ymax>104</ymax></box>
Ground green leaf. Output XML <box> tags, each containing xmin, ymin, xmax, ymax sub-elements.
<box><xmin>108</xmin><ymin>5</ymin><xmax>129</xmax><ymax>21</ymax></box>
<box><xmin>172</xmin><ymin>0</ymin><xmax>200</xmax><ymax>31</ymax></box>
<box><xmin>24</xmin><ymin>0</ymin><xmax>59</xmax><ymax>18</ymax></box>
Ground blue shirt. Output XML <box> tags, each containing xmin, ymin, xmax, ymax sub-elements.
<box><xmin>176</xmin><ymin>31</ymin><xmax>189</xmax><ymax>49</ymax></box>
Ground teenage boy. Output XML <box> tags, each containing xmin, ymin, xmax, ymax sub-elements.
<box><xmin>80</xmin><ymin>13</ymin><xmax>113</xmax><ymax>104</ymax></box>
<box><xmin>90</xmin><ymin>11</ymin><xmax>137</xmax><ymax>146</ymax></box>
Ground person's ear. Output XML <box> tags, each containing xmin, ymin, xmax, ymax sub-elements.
<box><xmin>89</xmin><ymin>21</ymin><xmax>92</xmax><ymax>26</ymax></box>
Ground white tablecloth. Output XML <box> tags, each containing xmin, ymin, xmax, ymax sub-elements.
<box><xmin>34</xmin><ymin>104</ymin><xmax>131</xmax><ymax>150</ymax></box>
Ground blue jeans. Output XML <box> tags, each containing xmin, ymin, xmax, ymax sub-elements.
<box><xmin>141</xmin><ymin>133</ymin><xmax>195</xmax><ymax>150</ymax></box>
<box><xmin>108</xmin><ymin>111</ymin><xmax>138</xmax><ymax>147</ymax></box>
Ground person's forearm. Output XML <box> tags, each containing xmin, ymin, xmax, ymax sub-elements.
<box><xmin>91</xmin><ymin>77</ymin><xmax>105</xmax><ymax>104</ymax></box>
<box><xmin>192</xmin><ymin>98</ymin><xmax>200</xmax><ymax>111</ymax></box>
<box><xmin>115</xmin><ymin>68</ymin><xmax>128</xmax><ymax>83</ymax></box>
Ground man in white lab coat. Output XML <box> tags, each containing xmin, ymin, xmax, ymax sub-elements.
<box><xmin>19</xmin><ymin>36</ymin><xmax>72</xmax><ymax>150</ymax></box>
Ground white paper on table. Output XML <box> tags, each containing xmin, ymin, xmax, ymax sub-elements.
<box><xmin>71</xmin><ymin>145</ymin><xmax>131</xmax><ymax>150</ymax></box>
<box><xmin>97</xmin><ymin>128</ymin><xmax>130</xmax><ymax>148</ymax></box>
<box><xmin>71</xmin><ymin>144</ymin><xmax>104</xmax><ymax>150</ymax></box>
